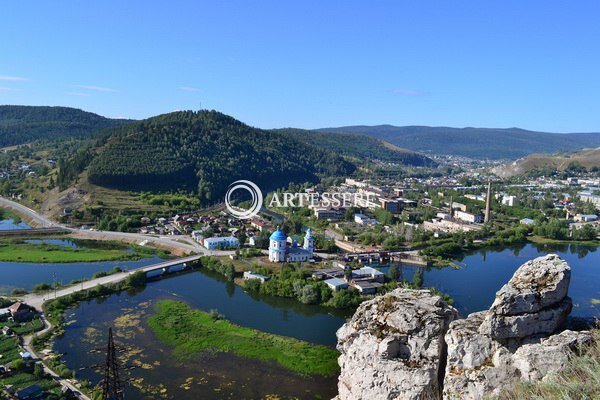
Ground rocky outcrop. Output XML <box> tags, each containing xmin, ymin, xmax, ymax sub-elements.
<box><xmin>479</xmin><ymin>254</ymin><xmax>572</xmax><ymax>340</ymax></box>
<box><xmin>443</xmin><ymin>254</ymin><xmax>591</xmax><ymax>399</ymax></box>
<box><xmin>336</xmin><ymin>289</ymin><xmax>458</xmax><ymax>400</ymax></box>
<box><xmin>335</xmin><ymin>254</ymin><xmax>593</xmax><ymax>400</ymax></box>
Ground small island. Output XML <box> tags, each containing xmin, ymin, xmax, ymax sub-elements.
<box><xmin>147</xmin><ymin>299</ymin><xmax>340</xmax><ymax>377</ymax></box>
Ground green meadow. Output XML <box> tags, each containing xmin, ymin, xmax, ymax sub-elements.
<box><xmin>147</xmin><ymin>300</ymin><xmax>340</xmax><ymax>377</ymax></box>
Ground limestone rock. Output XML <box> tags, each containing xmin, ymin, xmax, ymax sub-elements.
<box><xmin>480</xmin><ymin>297</ymin><xmax>573</xmax><ymax>340</ymax></box>
<box><xmin>488</xmin><ymin>254</ymin><xmax>571</xmax><ymax>316</ymax></box>
<box><xmin>336</xmin><ymin>289</ymin><xmax>458</xmax><ymax>400</ymax></box>
<box><xmin>443</xmin><ymin>254</ymin><xmax>589</xmax><ymax>400</ymax></box>
<box><xmin>443</xmin><ymin>312</ymin><xmax>520</xmax><ymax>400</ymax></box>
<box><xmin>336</xmin><ymin>254</ymin><xmax>591</xmax><ymax>400</ymax></box>
<box><xmin>512</xmin><ymin>329</ymin><xmax>593</xmax><ymax>381</ymax></box>
<box><xmin>480</xmin><ymin>254</ymin><xmax>572</xmax><ymax>339</ymax></box>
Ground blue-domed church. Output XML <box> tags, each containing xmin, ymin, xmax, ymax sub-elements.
<box><xmin>268</xmin><ymin>227</ymin><xmax>314</xmax><ymax>262</ymax></box>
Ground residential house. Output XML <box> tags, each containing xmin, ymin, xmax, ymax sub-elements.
<box><xmin>352</xmin><ymin>267</ymin><xmax>385</xmax><ymax>282</ymax></box>
<box><xmin>352</xmin><ymin>280</ymin><xmax>383</xmax><ymax>295</ymax></box>
<box><xmin>324</xmin><ymin>278</ymin><xmax>349</xmax><ymax>291</ymax></box>
<box><xmin>16</xmin><ymin>384</ymin><xmax>43</xmax><ymax>400</ymax></box>
<box><xmin>202</xmin><ymin>236</ymin><xmax>240</xmax><ymax>250</ymax></box>
<box><xmin>8</xmin><ymin>302</ymin><xmax>33</xmax><ymax>322</ymax></box>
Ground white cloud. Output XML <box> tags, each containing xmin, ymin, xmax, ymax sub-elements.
<box><xmin>178</xmin><ymin>86</ymin><xmax>201</xmax><ymax>92</ymax></box>
<box><xmin>0</xmin><ymin>75</ymin><xmax>29</xmax><ymax>81</ymax></box>
<box><xmin>72</xmin><ymin>84</ymin><xmax>117</xmax><ymax>92</ymax></box>
<box><xmin>65</xmin><ymin>91</ymin><xmax>92</xmax><ymax>97</ymax></box>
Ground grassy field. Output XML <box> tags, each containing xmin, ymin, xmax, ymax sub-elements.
<box><xmin>147</xmin><ymin>300</ymin><xmax>340</xmax><ymax>377</ymax></box>
<box><xmin>0</xmin><ymin>239</ymin><xmax>162</xmax><ymax>263</ymax></box>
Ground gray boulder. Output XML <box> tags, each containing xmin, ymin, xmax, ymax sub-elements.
<box><xmin>480</xmin><ymin>296</ymin><xmax>572</xmax><ymax>340</ymax></box>
<box><xmin>336</xmin><ymin>289</ymin><xmax>458</xmax><ymax>400</ymax></box>
<box><xmin>443</xmin><ymin>254</ymin><xmax>590</xmax><ymax>399</ymax></box>
<box><xmin>488</xmin><ymin>254</ymin><xmax>571</xmax><ymax>316</ymax></box>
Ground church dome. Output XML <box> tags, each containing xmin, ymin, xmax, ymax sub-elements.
<box><xmin>270</xmin><ymin>228</ymin><xmax>287</xmax><ymax>241</ymax></box>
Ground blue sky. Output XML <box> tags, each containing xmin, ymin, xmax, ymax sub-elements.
<box><xmin>1</xmin><ymin>1</ymin><xmax>599</xmax><ymax>132</ymax></box>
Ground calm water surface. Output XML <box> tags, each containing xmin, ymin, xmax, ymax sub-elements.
<box><xmin>52</xmin><ymin>243</ymin><xmax>599</xmax><ymax>399</ymax></box>
<box><xmin>54</xmin><ymin>269</ymin><xmax>347</xmax><ymax>400</ymax></box>
<box><xmin>383</xmin><ymin>243</ymin><xmax>600</xmax><ymax>317</ymax></box>
<box><xmin>0</xmin><ymin>218</ymin><xmax>30</xmax><ymax>230</ymax></box>
<box><xmin>0</xmin><ymin>255</ymin><xmax>164</xmax><ymax>294</ymax></box>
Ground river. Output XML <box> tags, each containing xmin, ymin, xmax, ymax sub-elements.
<box><xmin>0</xmin><ymin>238</ymin><xmax>164</xmax><ymax>294</ymax></box>
<box><xmin>0</xmin><ymin>218</ymin><xmax>30</xmax><ymax>230</ymax></box>
<box><xmin>47</xmin><ymin>243</ymin><xmax>600</xmax><ymax>399</ymax></box>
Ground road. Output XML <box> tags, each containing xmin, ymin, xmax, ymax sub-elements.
<box><xmin>22</xmin><ymin>316</ymin><xmax>92</xmax><ymax>400</ymax></box>
<box><xmin>0</xmin><ymin>196</ymin><xmax>56</xmax><ymax>228</ymax></box>
<box><xmin>0</xmin><ymin>196</ymin><xmax>235</xmax><ymax>257</ymax></box>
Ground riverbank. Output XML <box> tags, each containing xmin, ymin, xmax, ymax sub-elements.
<box><xmin>0</xmin><ymin>207</ymin><xmax>22</xmax><ymax>224</ymax></box>
<box><xmin>527</xmin><ymin>235</ymin><xmax>600</xmax><ymax>247</ymax></box>
<box><xmin>147</xmin><ymin>299</ymin><xmax>340</xmax><ymax>377</ymax></box>
<box><xmin>0</xmin><ymin>238</ymin><xmax>168</xmax><ymax>263</ymax></box>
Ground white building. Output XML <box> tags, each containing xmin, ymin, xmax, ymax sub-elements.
<box><xmin>465</xmin><ymin>194</ymin><xmax>485</xmax><ymax>202</ymax></box>
<box><xmin>352</xmin><ymin>266</ymin><xmax>385</xmax><ymax>282</ymax></box>
<box><xmin>580</xmin><ymin>191</ymin><xmax>600</xmax><ymax>207</ymax></box>
<box><xmin>501</xmin><ymin>195</ymin><xmax>516</xmax><ymax>207</ymax></box>
<box><xmin>354</xmin><ymin>213</ymin><xmax>379</xmax><ymax>225</ymax></box>
<box><xmin>202</xmin><ymin>236</ymin><xmax>239</xmax><ymax>250</ymax></box>
<box><xmin>324</xmin><ymin>277</ymin><xmax>349</xmax><ymax>291</ymax></box>
<box><xmin>269</xmin><ymin>228</ymin><xmax>314</xmax><ymax>263</ymax></box>
<box><xmin>243</xmin><ymin>271</ymin><xmax>270</xmax><ymax>283</ymax></box>
<box><xmin>454</xmin><ymin>210</ymin><xmax>484</xmax><ymax>224</ymax></box>
<box><xmin>574</xmin><ymin>214</ymin><xmax>599</xmax><ymax>222</ymax></box>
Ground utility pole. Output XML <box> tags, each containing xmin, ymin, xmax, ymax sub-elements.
<box><xmin>101</xmin><ymin>327</ymin><xmax>124</xmax><ymax>400</ymax></box>
<box><xmin>53</xmin><ymin>272</ymin><xmax>57</xmax><ymax>299</ymax></box>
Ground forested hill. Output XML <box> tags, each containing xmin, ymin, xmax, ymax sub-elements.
<box><xmin>317</xmin><ymin>125</ymin><xmax>600</xmax><ymax>159</ymax></box>
<box><xmin>0</xmin><ymin>105</ymin><xmax>131</xmax><ymax>147</ymax></box>
<box><xmin>273</xmin><ymin>128</ymin><xmax>437</xmax><ymax>167</ymax></box>
<box><xmin>87</xmin><ymin>110</ymin><xmax>355</xmax><ymax>201</ymax></box>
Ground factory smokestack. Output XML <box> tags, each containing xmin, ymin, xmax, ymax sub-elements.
<box><xmin>484</xmin><ymin>180</ymin><xmax>492</xmax><ymax>223</ymax></box>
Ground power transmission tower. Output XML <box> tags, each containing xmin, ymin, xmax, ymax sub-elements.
<box><xmin>101</xmin><ymin>327</ymin><xmax>124</xmax><ymax>400</ymax></box>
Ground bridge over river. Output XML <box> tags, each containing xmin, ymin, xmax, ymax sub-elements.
<box><xmin>22</xmin><ymin>254</ymin><xmax>202</xmax><ymax>311</ymax></box>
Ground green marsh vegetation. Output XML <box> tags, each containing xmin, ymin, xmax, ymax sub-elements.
<box><xmin>0</xmin><ymin>238</ymin><xmax>168</xmax><ymax>263</ymax></box>
<box><xmin>147</xmin><ymin>299</ymin><xmax>340</xmax><ymax>377</ymax></box>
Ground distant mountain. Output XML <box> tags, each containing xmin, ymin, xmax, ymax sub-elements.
<box><xmin>492</xmin><ymin>147</ymin><xmax>600</xmax><ymax>178</ymax></box>
<box><xmin>317</xmin><ymin>125</ymin><xmax>600</xmax><ymax>159</ymax></box>
<box><xmin>273</xmin><ymin>128</ymin><xmax>437</xmax><ymax>167</ymax></box>
<box><xmin>87</xmin><ymin>110</ymin><xmax>355</xmax><ymax>201</ymax></box>
<box><xmin>0</xmin><ymin>105</ymin><xmax>131</xmax><ymax>147</ymax></box>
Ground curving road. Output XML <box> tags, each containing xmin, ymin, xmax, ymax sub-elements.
<box><xmin>0</xmin><ymin>196</ymin><xmax>56</xmax><ymax>228</ymax></box>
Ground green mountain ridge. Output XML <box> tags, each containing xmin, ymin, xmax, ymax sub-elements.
<box><xmin>0</xmin><ymin>105</ymin><xmax>131</xmax><ymax>147</ymax></box>
<box><xmin>272</xmin><ymin>128</ymin><xmax>437</xmax><ymax>167</ymax></box>
<box><xmin>317</xmin><ymin>125</ymin><xmax>600</xmax><ymax>159</ymax></box>
<box><xmin>87</xmin><ymin>110</ymin><xmax>355</xmax><ymax>201</ymax></box>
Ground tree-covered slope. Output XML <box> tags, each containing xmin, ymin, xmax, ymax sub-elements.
<box><xmin>87</xmin><ymin>110</ymin><xmax>355</xmax><ymax>201</ymax></box>
<box><xmin>0</xmin><ymin>105</ymin><xmax>131</xmax><ymax>147</ymax></box>
<box><xmin>317</xmin><ymin>125</ymin><xmax>600</xmax><ymax>159</ymax></box>
<box><xmin>273</xmin><ymin>128</ymin><xmax>437</xmax><ymax>167</ymax></box>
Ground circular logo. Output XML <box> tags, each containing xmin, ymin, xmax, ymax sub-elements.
<box><xmin>224</xmin><ymin>180</ymin><xmax>263</xmax><ymax>219</ymax></box>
